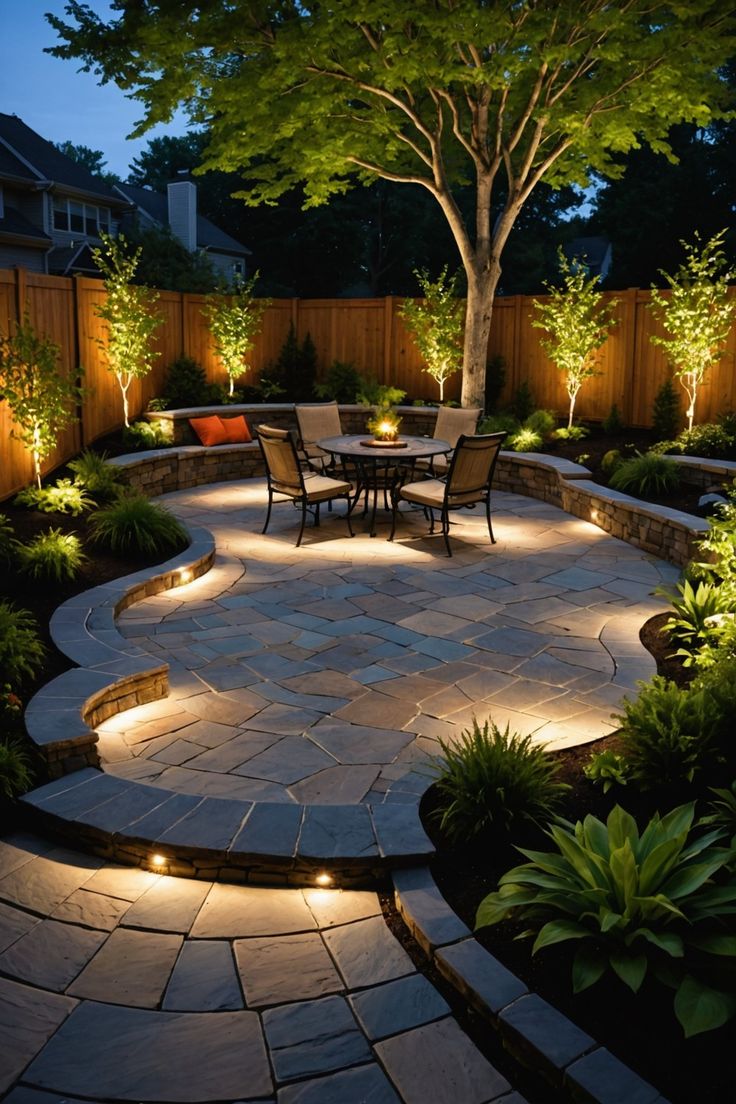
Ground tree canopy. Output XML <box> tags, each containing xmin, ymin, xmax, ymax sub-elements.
<box><xmin>49</xmin><ymin>1</ymin><xmax>736</xmax><ymax>407</ymax></box>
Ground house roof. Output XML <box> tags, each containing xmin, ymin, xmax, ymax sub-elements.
<box><xmin>115</xmin><ymin>182</ymin><xmax>251</xmax><ymax>257</ymax></box>
<box><xmin>0</xmin><ymin>205</ymin><xmax>51</xmax><ymax>247</ymax></box>
<box><xmin>47</xmin><ymin>243</ymin><xmax>100</xmax><ymax>276</ymax></box>
<box><xmin>0</xmin><ymin>113</ymin><xmax>126</xmax><ymax>206</ymax></box>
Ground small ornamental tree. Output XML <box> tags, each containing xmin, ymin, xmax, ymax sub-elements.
<box><xmin>0</xmin><ymin>315</ymin><xmax>83</xmax><ymax>488</ymax></box>
<box><xmin>401</xmin><ymin>267</ymin><xmax>465</xmax><ymax>402</ymax></box>
<box><xmin>205</xmin><ymin>274</ymin><xmax>270</xmax><ymax>397</ymax></box>
<box><xmin>533</xmin><ymin>250</ymin><xmax>618</xmax><ymax>429</ymax></box>
<box><xmin>91</xmin><ymin>232</ymin><xmax>163</xmax><ymax>426</ymax></box>
<box><xmin>649</xmin><ymin>231</ymin><xmax>736</xmax><ymax>431</ymax></box>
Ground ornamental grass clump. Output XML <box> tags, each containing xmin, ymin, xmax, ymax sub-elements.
<box><xmin>89</xmin><ymin>493</ymin><xmax>188</xmax><ymax>558</ymax></box>
<box><xmin>430</xmin><ymin>719</ymin><xmax>569</xmax><ymax>845</ymax></box>
<box><xmin>15</xmin><ymin>529</ymin><xmax>87</xmax><ymax>583</ymax></box>
<box><xmin>68</xmin><ymin>449</ymin><xmax>126</xmax><ymax>503</ymax></box>
<box><xmin>608</xmin><ymin>451</ymin><xmax>681</xmax><ymax>497</ymax></box>
<box><xmin>476</xmin><ymin>803</ymin><xmax>736</xmax><ymax>1037</ymax></box>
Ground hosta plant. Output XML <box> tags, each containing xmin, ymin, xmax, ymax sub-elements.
<box><xmin>89</xmin><ymin>494</ymin><xmax>188</xmax><ymax>558</ymax></box>
<box><xmin>608</xmin><ymin>451</ymin><xmax>681</xmax><ymax>497</ymax></box>
<box><xmin>476</xmin><ymin>804</ymin><xmax>736</xmax><ymax>1037</ymax></box>
<box><xmin>15</xmin><ymin>529</ymin><xmax>87</xmax><ymax>583</ymax></box>
<box><xmin>583</xmin><ymin>748</ymin><xmax>629</xmax><ymax>792</ymax></box>
<box><xmin>15</xmin><ymin>479</ymin><xmax>94</xmax><ymax>516</ymax></box>
<box><xmin>430</xmin><ymin>719</ymin><xmax>569</xmax><ymax>844</ymax></box>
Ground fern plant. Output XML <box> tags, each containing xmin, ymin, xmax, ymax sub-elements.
<box><xmin>476</xmin><ymin>803</ymin><xmax>736</xmax><ymax>1038</ymax></box>
<box><xmin>0</xmin><ymin>737</ymin><xmax>33</xmax><ymax>799</ymax></box>
<box><xmin>608</xmin><ymin>451</ymin><xmax>681</xmax><ymax>497</ymax></box>
<box><xmin>0</xmin><ymin>514</ymin><xmax>15</xmax><ymax>567</ymax></box>
<box><xmin>430</xmin><ymin>719</ymin><xmax>569</xmax><ymax>844</ymax></box>
<box><xmin>89</xmin><ymin>494</ymin><xmax>188</xmax><ymax>557</ymax></box>
<box><xmin>68</xmin><ymin>449</ymin><xmax>126</xmax><ymax>503</ymax></box>
<box><xmin>0</xmin><ymin>602</ymin><xmax>45</xmax><ymax>685</ymax></box>
<box><xmin>15</xmin><ymin>479</ymin><xmax>94</xmax><ymax>516</ymax></box>
<box><xmin>15</xmin><ymin>529</ymin><xmax>87</xmax><ymax>583</ymax></box>
<box><xmin>658</xmin><ymin>579</ymin><xmax>734</xmax><ymax>663</ymax></box>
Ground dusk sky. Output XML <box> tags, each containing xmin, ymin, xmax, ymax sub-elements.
<box><xmin>3</xmin><ymin>0</ymin><xmax>188</xmax><ymax>178</ymax></box>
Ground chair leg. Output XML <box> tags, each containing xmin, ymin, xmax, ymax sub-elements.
<box><xmin>296</xmin><ymin>499</ymin><xmax>308</xmax><ymax>547</ymax></box>
<box><xmin>262</xmin><ymin>487</ymin><xmax>273</xmax><ymax>534</ymax></box>
<box><xmin>441</xmin><ymin>507</ymin><xmax>453</xmax><ymax>557</ymax></box>
<box><xmin>343</xmin><ymin>494</ymin><xmax>354</xmax><ymax>538</ymax></box>
<box><xmin>486</xmin><ymin>495</ymin><xmax>496</xmax><ymax>544</ymax></box>
<box><xmin>315</xmin><ymin>502</ymin><xmax>321</xmax><ymax>528</ymax></box>
<box><xmin>427</xmin><ymin>507</ymin><xmax>436</xmax><ymax>534</ymax></box>
<box><xmin>388</xmin><ymin>489</ymin><xmax>400</xmax><ymax>542</ymax></box>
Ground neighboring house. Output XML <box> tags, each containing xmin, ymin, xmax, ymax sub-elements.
<box><xmin>0</xmin><ymin>112</ymin><xmax>130</xmax><ymax>275</ymax></box>
<box><xmin>114</xmin><ymin>178</ymin><xmax>251</xmax><ymax>283</ymax></box>
<box><xmin>563</xmin><ymin>235</ymin><xmax>613</xmax><ymax>282</ymax></box>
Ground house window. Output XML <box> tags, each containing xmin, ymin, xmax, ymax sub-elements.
<box><xmin>52</xmin><ymin>198</ymin><xmax>111</xmax><ymax>236</ymax></box>
<box><xmin>232</xmin><ymin>262</ymin><xmax>244</xmax><ymax>278</ymax></box>
<box><xmin>53</xmin><ymin>196</ymin><xmax>69</xmax><ymax>231</ymax></box>
<box><xmin>70</xmin><ymin>202</ymin><xmax>84</xmax><ymax>233</ymax></box>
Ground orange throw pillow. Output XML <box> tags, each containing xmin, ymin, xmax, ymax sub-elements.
<box><xmin>219</xmin><ymin>415</ymin><xmax>252</xmax><ymax>443</ymax></box>
<box><xmin>189</xmin><ymin>415</ymin><xmax>228</xmax><ymax>446</ymax></box>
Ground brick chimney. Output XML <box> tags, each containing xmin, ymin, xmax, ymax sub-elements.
<box><xmin>167</xmin><ymin>171</ymin><xmax>197</xmax><ymax>252</ymax></box>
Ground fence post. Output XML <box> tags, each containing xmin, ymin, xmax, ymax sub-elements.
<box><xmin>619</xmin><ymin>288</ymin><xmax>639</xmax><ymax>426</ymax></box>
<box><xmin>383</xmin><ymin>296</ymin><xmax>394</xmax><ymax>385</ymax></box>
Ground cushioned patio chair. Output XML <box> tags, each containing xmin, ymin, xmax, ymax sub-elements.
<box><xmin>257</xmin><ymin>424</ymin><xmax>354</xmax><ymax>547</ymax></box>
<box><xmin>389</xmin><ymin>432</ymin><xmax>506</xmax><ymax>556</ymax></box>
<box><xmin>295</xmin><ymin>401</ymin><xmax>343</xmax><ymax>473</ymax></box>
<box><xmin>419</xmin><ymin>405</ymin><xmax>482</xmax><ymax>476</ymax></box>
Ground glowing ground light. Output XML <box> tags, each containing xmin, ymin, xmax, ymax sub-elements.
<box><xmin>178</xmin><ymin>568</ymin><xmax>193</xmax><ymax>584</ymax></box>
<box><xmin>315</xmin><ymin>872</ymin><xmax>333</xmax><ymax>887</ymax></box>
<box><xmin>150</xmin><ymin>853</ymin><xmax>168</xmax><ymax>871</ymax></box>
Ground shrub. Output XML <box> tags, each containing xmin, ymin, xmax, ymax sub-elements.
<box><xmin>508</xmin><ymin>427</ymin><xmax>543</xmax><ymax>452</ymax></box>
<box><xmin>602</xmin><ymin>403</ymin><xmax>624</xmax><ymax>435</ymax></box>
<box><xmin>68</xmin><ymin>449</ymin><xmax>126</xmax><ymax>503</ymax></box>
<box><xmin>600</xmin><ymin>448</ymin><xmax>622</xmax><ymax>475</ymax></box>
<box><xmin>485</xmin><ymin>355</ymin><xmax>507</xmax><ymax>413</ymax></box>
<box><xmin>691</xmin><ymin>484</ymin><xmax>736</xmax><ymax>584</ymax></box>
<box><xmin>161</xmin><ymin>356</ymin><xmax>210</xmax><ymax>408</ymax></box>
<box><xmin>507</xmin><ymin>380</ymin><xmax>534</xmax><ymax>421</ymax></box>
<box><xmin>552</xmin><ymin>424</ymin><xmax>589</xmax><ymax>442</ymax></box>
<box><xmin>614</xmin><ymin>675</ymin><xmax>724</xmax><ymax>788</ymax></box>
<box><xmin>268</xmin><ymin>323</ymin><xmax>317</xmax><ymax>401</ymax></box>
<box><xmin>524</xmin><ymin>409</ymin><xmax>556</xmax><ymax>435</ymax></box>
<box><xmin>608</xmin><ymin>451</ymin><xmax>680</xmax><ymax>497</ymax></box>
<box><xmin>673</xmin><ymin>423</ymin><xmax>735</xmax><ymax>459</ymax></box>
<box><xmin>0</xmin><ymin>514</ymin><xmax>15</xmax><ymax>567</ymax></box>
<box><xmin>652</xmin><ymin>377</ymin><xmax>681</xmax><ymax>441</ymax></box>
<box><xmin>476</xmin><ymin>803</ymin><xmax>736</xmax><ymax>1037</ymax></box>
<box><xmin>315</xmin><ymin>361</ymin><xmax>363</xmax><ymax>403</ymax></box>
<box><xmin>16</xmin><ymin>529</ymin><xmax>87</xmax><ymax>583</ymax></box>
<box><xmin>0</xmin><ymin>602</ymin><xmax>45</xmax><ymax>685</ymax></box>
<box><xmin>89</xmin><ymin>494</ymin><xmax>189</xmax><ymax>558</ymax></box>
<box><xmin>583</xmin><ymin>748</ymin><xmax>629</xmax><ymax>792</ymax></box>
<box><xmin>0</xmin><ymin>737</ymin><xmax>33</xmax><ymax>799</ymax></box>
<box><xmin>122</xmin><ymin>420</ymin><xmax>172</xmax><ymax>450</ymax></box>
<box><xmin>430</xmin><ymin>719</ymin><xmax>569</xmax><ymax>844</ymax></box>
<box><xmin>15</xmin><ymin>479</ymin><xmax>94</xmax><ymax>516</ymax></box>
<box><xmin>477</xmin><ymin>412</ymin><xmax>520</xmax><ymax>436</ymax></box>
<box><xmin>700</xmin><ymin>780</ymin><xmax>736</xmax><ymax>846</ymax></box>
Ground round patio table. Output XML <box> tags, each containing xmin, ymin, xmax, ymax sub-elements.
<box><xmin>317</xmin><ymin>433</ymin><xmax>451</xmax><ymax>537</ymax></box>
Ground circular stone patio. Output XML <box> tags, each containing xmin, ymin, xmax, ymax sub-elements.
<box><xmin>96</xmin><ymin>478</ymin><xmax>678</xmax><ymax>810</ymax></box>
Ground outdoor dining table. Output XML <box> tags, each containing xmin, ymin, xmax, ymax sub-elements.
<box><xmin>317</xmin><ymin>433</ymin><xmax>451</xmax><ymax>537</ymax></box>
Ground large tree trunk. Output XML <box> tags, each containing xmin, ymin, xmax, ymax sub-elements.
<box><xmin>460</xmin><ymin>265</ymin><xmax>501</xmax><ymax>409</ymax></box>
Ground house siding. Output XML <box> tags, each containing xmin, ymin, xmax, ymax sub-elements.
<box><xmin>0</xmin><ymin>244</ymin><xmax>46</xmax><ymax>271</ymax></box>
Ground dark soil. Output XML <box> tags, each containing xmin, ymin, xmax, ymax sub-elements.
<box><xmin>425</xmin><ymin>617</ymin><xmax>735</xmax><ymax>1104</ymax></box>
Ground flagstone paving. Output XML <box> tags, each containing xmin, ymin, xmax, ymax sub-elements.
<box><xmin>95</xmin><ymin>480</ymin><xmax>678</xmax><ymax>812</ymax></box>
<box><xmin>0</xmin><ymin>831</ymin><xmax>519</xmax><ymax>1103</ymax></box>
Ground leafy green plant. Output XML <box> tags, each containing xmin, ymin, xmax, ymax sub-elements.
<box><xmin>477</xmin><ymin>412</ymin><xmax>520</xmax><ymax>436</ymax></box>
<box><xmin>608</xmin><ymin>451</ymin><xmax>681</xmax><ymax>497</ymax></box>
<box><xmin>583</xmin><ymin>748</ymin><xmax>629</xmax><ymax>792</ymax></box>
<box><xmin>532</xmin><ymin>248</ymin><xmax>618</xmax><ymax>429</ymax></box>
<box><xmin>673</xmin><ymin>423</ymin><xmax>735</xmax><ymax>460</ymax></box>
<box><xmin>205</xmin><ymin>274</ymin><xmax>270</xmax><ymax>397</ymax></box>
<box><xmin>267</xmin><ymin>323</ymin><xmax>317</xmax><ymax>401</ymax></box>
<box><xmin>614</xmin><ymin>676</ymin><xmax>725</xmax><ymax>789</ymax></box>
<box><xmin>476</xmin><ymin>803</ymin><xmax>736</xmax><ymax>1037</ymax></box>
<box><xmin>0</xmin><ymin>313</ymin><xmax>84</xmax><ymax>488</ymax></box>
<box><xmin>315</xmin><ymin>361</ymin><xmax>363</xmax><ymax>403</ymax></box>
<box><xmin>15</xmin><ymin>479</ymin><xmax>94</xmax><ymax>516</ymax></box>
<box><xmin>652</xmin><ymin>377</ymin><xmax>681</xmax><ymax>441</ymax></box>
<box><xmin>552</xmin><ymin>424</ymin><xmax>589</xmax><ymax>442</ymax></box>
<box><xmin>508</xmin><ymin>381</ymin><xmax>534</xmax><ymax>422</ymax></box>
<box><xmin>524</xmin><ymin>409</ymin><xmax>556</xmax><ymax>436</ymax></box>
<box><xmin>0</xmin><ymin>737</ymin><xmax>33</xmax><ymax>799</ymax></box>
<box><xmin>700</xmin><ymin>781</ymin><xmax>736</xmax><ymax>848</ymax></box>
<box><xmin>430</xmin><ymin>719</ymin><xmax>569</xmax><ymax>845</ymax></box>
<box><xmin>0</xmin><ymin>602</ymin><xmax>45</xmax><ymax>685</ymax></box>
<box><xmin>650</xmin><ymin>230</ymin><xmax>736</xmax><ymax>431</ymax></box>
<box><xmin>16</xmin><ymin>529</ymin><xmax>87</xmax><ymax>583</ymax></box>
<box><xmin>401</xmin><ymin>266</ymin><xmax>464</xmax><ymax>402</ymax></box>
<box><xmin>122</xmin><ymin>420</ymin><xmax>172</xmax><ymax>450</ymax></box>
<box><xmin>658</xmin><ymin>579</ymin><xmax>734</xmax><ymax>663</ymax></box>
<box><xmin>691</xmin><ymin>484</ymin><xmax>736</xmax><ymax>585</ymax></box>
<box><xmin>91</xmin><ymin>232</ymin><xmax>163</xmax><ymax>427</ymax></box>
<box><xmin>600</xmin><ymin>449</ymin><xmax>622</xmax><ymax>475</ymax></box>
<box><xmin>602</xmin><ymin>404</ymin><xmax>624</xmax><ymax>435</ymax></box>
<box><xmin>508</xmin><ymin>427</ymin><xmax>543</xmax><ymax>452</ymax></box>
<box><xmin>161</xmin><ymin>356</ymin><xmax>210</xmax><ymax>408</ymax></box>
<box><xmin>0</xmin><ymin>514</ymin><xmax>15</xmax><ymax>568</ymax></box>
<box><xmin>68</xmin><ymin>449</ymin><xmax>126</xmax><ymax>503</ymax></box>
<box><xmin>89</xmin><ymin>494</ymin><xmax>189</xmax><ymax>558</ymax></box>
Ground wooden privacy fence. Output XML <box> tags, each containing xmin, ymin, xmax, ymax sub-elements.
<box><xmin>1</xmin><ymin>266</ymin><xmax>735</xmax><ymax>500</ymax></box>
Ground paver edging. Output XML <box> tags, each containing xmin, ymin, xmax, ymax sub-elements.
<box><xmin>391</xmin><ymin>865</ymin><xmax>670</xmax><ymax>1104</ymax></box>
<box><xmin>24</xmin><ymin>524</ymin><xmax>215</xmax><ymax>777</ymax></box>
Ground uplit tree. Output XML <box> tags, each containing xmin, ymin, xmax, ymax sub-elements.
<box><xmin>533</xmin><ymin>250</ymin><xmax>618</xmax><ymax>429</ymax></box>
<box><xmin>205</xmin><ymin>274</ymin><xmax>270</xmax><ymax>396</ymax></box>
<box><xmin>649</xmin><ymin>231</ymin><xmax>736</xmax><ymax>431</ymax></box>
<box><xmin>91</xmin><ymin>232</ymin><xmax>163</xmax><ymax>427</ymax></box>
<box><xmin>0</xmin><ymin>315</ymin><xmax>83</xmax><ymax>488</ymax></box>
<box><xmin>401</xmin><ymin>268</ymin><xmax>464</xmax><ymax>402</ymax></box>
<box><xmin>48</xmin><ymin>1</ymin><xmax>736</xmax><ymax>408</ymax></box>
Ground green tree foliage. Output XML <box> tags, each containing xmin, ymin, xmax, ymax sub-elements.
<box><xmin>205</xmin><ymin>275</ymin><xmax>270</xmax><ymax>396</ymax></box>
<box><xmin>91</xmin><ymin>232</ymin><xmax>163</xmax><ymax>427</ymax></box>
<box><xmin>0</xmin><ymin>315</ymin><xmax>83</xmax><ymax>488</ymax></box>
<box><xmin>401</xmin><ymin>268</ymin><xmax>465</xmax><ymax>402</ymax></box>
<box><xmin>649</xmin><ymin>231</ymin><xmax>736</xmax><ymax>431</ymax></box>
<box><xmin>48</xmin><ymin>1</ymin><xmax>736</xmax><ymax>408</ymax></box>
<box><xmin>54</xmin><ymin>140</ymin><xmax>119</xmax><ymax>185</ymax></box>
<box><xmin>126</xmin><ymin>223</ymin><xmax>218</xmax><ymax>293</ymax></box>
<box><xmin>533</xmin><ymin>250</ymin><xmax>618</xmax><ymax>427</ymax></box>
